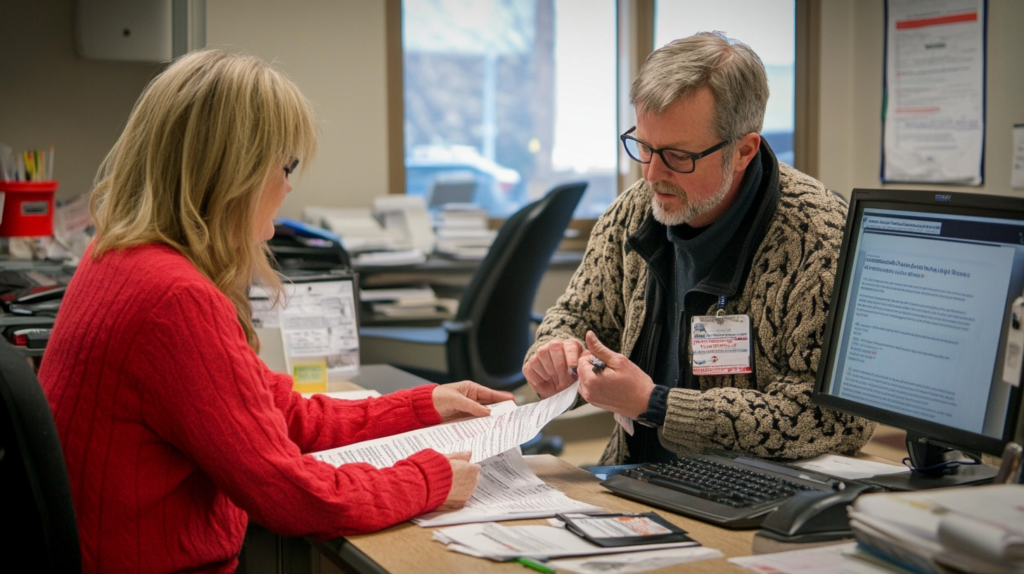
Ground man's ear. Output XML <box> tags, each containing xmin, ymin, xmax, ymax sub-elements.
<box><xmin>731</xmin><ymin>132</ymin><xmax>761</xmax><ymax>172</ymax></box>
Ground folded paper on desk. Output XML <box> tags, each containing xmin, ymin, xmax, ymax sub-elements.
<box><xmin>849</xmin><ymin>484</ymin><xmax>1024</xmax><ymax>574</ymax></box>
<box><xmin>434</xmin><ymin>522</ymin><xmax>700</xmax><ymax>561</ymax></box>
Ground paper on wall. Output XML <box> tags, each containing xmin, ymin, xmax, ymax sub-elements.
<box><xmin>882</xmin><ymin>0</ymin><xmax>986</xmax><ymax>185</ymax></box>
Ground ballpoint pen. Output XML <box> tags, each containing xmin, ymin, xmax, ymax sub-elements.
<box><xmin>515</xmin><ymin>557</ymin><xmax>556</xmax><ymax>573</ymax></box>
<box><xmin>569</xmin><ymin>357</ymin><xmax>607</xmax><ymax>379</ymax></box>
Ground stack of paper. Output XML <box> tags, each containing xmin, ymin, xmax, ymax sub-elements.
<box><xmin>730</xmin><ymin>542</ymin><xmax>894</xmax><ymax>574</ymax></box>
<box><xmin>433</xmin><ymin>522</ymin><xmax>700</xmax><ymax>561</ymax></box>
<box><xmin>360</xmin><ymin>286</ymin><xmax>456</xmax><ymax>318</ymax></box>
<box><xmin>352</xmin><ymin>249</ymin><xmax>427</xmax><ymax>267</ymax></box>
<box><xmin>414</xmin><ymin>449</ymin><xmax>602</xmax><ymax>527</ymax></box>
<box><xmin>849</xmin><ymin>484</ymin><xmax>1024</xmax><ymax>574</ymax></box>
<box><xmin>433</xmin><ymin>207</ymin><xmax>496</xmax><ymax>260</ymax></box>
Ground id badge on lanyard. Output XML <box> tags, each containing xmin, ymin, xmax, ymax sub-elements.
<box><xmin>690</xmin><ymin>297</ymin><xmax>752</xmax><ymax>376</ymax></box>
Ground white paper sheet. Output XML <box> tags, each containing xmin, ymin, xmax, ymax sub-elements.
<box><xmin>251</xmin><ymin>280</ymin><xmax>360</xmax><ymax>378</ymax></box>
<box><xmin>310</xmin><ymin>382</ymin><xmax>579</xmax><ymax>466</ymax></box>
<box><xmin>413</xmin><ymin>449</ymin><xmax>602</xmax><ymax>527</ymax></box>
<box><xmin>550</xmin><ymin>547</ymin><xmax>724</xmax><ymax>574</ymax></box>
<box><xmin>433</xmin><ymin>522</ymin><xmax>699</xmax><ymax>561</ymax></box>
<box><xmin>883</xmin><ymin>0</ymin><xmax>986</xmax><ymax>184</ymax></box>
<box><xmin>729</xmin><ymin>542</ymin><xmax>894</xmax><ymax>574</ymax></box>
<box><xmin>790</xmin><ymin>454</ymin><xmax>909</xmax><ymax>480</ymax></box>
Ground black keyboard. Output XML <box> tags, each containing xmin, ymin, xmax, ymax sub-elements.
<box><xmin>601</xmin><ymin>452</ymin><xmax>843</xmax><ymax>529</ymax></box>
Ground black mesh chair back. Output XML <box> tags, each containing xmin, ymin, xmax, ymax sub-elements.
<box><xmin>444</xmin><ymin>182</ymin><xmax>586</xmax><ymax>391</ymax></box>
<box><xmin>0</xmin><ymin>341</ymin><xmax>80</xmax><ymax>572</ymax></box>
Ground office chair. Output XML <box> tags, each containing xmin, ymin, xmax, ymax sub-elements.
<box><xmin>360</xmin><ymin>182</ymin><xmax>586</xmax><ymax>452</ymax></box>
<box><xmin>0</xmin><ymin>341</ymin><xmax>80</xmax><ymax>572</ymax></box>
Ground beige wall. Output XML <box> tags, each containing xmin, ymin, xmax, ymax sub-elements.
<box><xmin>1</xmin><ymin>1</ymin><xmax>390</xmax><ymax>215</ymax></box>
<box><xmin>0</xmin><ymin>2</ymin><xmax>161</xmax><ymax>200</ymax></box>
<box><xmin>817</xmin><ymin>0</ymin><xmax>1024</xmax><ymax>198</ymax></box>
<box><xmin>206</xmin><ymin>0</ymin><xmax>390</xmax><ymax>217</ymax></box>
<box><xmin>7</xmin><ymin>1</ymin><xmax>1021</xmax><ymax>207</ymax></box>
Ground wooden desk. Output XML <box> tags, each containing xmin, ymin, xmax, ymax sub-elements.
<box><xmin>311</xmin><ymin>456</ymin><xmax>753</xmax><ymax>574</ymax></box>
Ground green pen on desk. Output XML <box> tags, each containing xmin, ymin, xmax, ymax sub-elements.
<box><xmin>515</xmin><ymin>557</ymin><xmax>555</xmax><ymax>573</ymax></box>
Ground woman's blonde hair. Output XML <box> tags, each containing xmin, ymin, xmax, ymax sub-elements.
<box><xmin>90</xmin><ymin>49</ymin><xmax>317</xmax><ymax>349</ymax></box>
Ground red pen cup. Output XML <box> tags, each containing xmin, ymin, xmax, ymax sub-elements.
<box><xmin>0</xmin><ymin>181</ymin><xmax>57</xmax><ymax>237</ymax></box>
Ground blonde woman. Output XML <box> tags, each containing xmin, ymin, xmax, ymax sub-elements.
<box><xmin>40</xmin><ymin>50</ymin><xmax>507</xmax><ymax>574</ymax></box>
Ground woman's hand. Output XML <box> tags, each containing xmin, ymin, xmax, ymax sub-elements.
<box><xmin>432</xmin><ymin>381</ymin><xmax>515</xmax><ymax>422</ymax></box>
<box><xmin>438</xmin><ymin>451</ymin><xmax>479</xmax><ymax>510</ymax></box>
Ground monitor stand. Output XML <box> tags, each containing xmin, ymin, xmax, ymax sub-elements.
<box><xmin>866</xmin><ymin>432</ymin><xmax>998</xmax><ymax>491</ymax></box>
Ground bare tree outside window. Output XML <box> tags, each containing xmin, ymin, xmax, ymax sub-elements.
<box><xmin>403</xmin><ymin>0</ymin><xmax>617</xmax><ymax>218</ymax></box>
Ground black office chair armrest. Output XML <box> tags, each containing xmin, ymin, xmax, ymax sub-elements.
<box><xmin>442</xmin><ymin>320</ymin><xmax>472</xmax><ymax>333</ymax></box>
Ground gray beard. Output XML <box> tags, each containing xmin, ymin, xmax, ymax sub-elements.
<box><xmin>650</xmin><ymin>168</ymin><xmax>734</xmax><ymax>227</ymax></box>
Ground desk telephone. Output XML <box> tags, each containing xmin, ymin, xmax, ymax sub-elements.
<box><xmin>302</xmin><ymin>196</ymin><xmax>435</xmax><ymax>256</ymax></box>
<box><xmin>757</xmin><ymin>482</ymin><xmax>880</xmax><ymax>544</ymax></box>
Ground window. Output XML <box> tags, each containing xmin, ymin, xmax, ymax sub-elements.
<box><xmin>655</xmin><ymin>0</ymin><xmax>796</xmax><ymax>166</ymax></box>
<box><xmin>400</xmin><ymin>0</ymin><xmax>618</xmax><ymax>218</ymax></box>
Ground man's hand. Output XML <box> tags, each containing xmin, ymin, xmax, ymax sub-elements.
<box><xmin>523</xmin><ymin>338</ymin><xmax>585</xmax><ymax>398</ymax></box>
<box><xmin>432</xmin><ymin>381</ymin><xmax>515</xmax><ymax>422</ymax></box>
<box><xmin>438</xmin><ymin>451</ymin><xmax>479</xmax><ymax>510</ymax></box>
<box><xmin>578</xmin><ymin>331</ymin><xmax>654</xmax><ymax>418</ymax></box>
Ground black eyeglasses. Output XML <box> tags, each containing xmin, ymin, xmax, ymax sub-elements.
<box><xmin>620</xmin><ymin>127</ymin><xmax>728</xmax><ymax>174</ymax></box>
<box><xmin>283</xmin><ymin>158</ymin><xmax>299</xmax><ymax>178</ymax></box>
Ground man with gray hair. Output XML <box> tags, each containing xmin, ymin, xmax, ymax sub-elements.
<box><xmin>523</xmin><ymin>32</ymin><xmax>875</xmax><ymax>465</ymax></box>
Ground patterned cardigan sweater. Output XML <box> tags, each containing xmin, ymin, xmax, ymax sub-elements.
<box><xmin>527</xmin><ymin>154</ymin><xmax>876</xmax><ymax>465</ymax></box>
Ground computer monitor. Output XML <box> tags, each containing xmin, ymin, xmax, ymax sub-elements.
<box><xmin>428</xmin><ymin>180</ymin><xmax>478</xmax><ymax>208</ymax></box>
<box><xmin>813</xmin><ymin>189</ymin><xmax>1024</xmax><ymax>490</ymax></box>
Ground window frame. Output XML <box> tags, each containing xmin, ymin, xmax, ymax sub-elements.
<box><xmin>385</xmin><ymin>0</ymin><xmax>819</xmax><ymax>234</ymax></box>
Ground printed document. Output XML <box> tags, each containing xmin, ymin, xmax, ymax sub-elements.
<box><xmin>311</xmin><ymin>382</ymin><xmax>579</xmax><ymax>466</ymax></box>
<box><xmin>413</xmin><ymin>449</ymin><xmax>602</xmax><ymax>527</ymax></box>
<box><xmin>433</xmin><ymin>523</ymin><xmax>699</xmax><ymax>561</ymax></box>
<box><xmin>883</xmin><ymin>0</ymin><xmax>986</xmax><ymax>184</ymax></box>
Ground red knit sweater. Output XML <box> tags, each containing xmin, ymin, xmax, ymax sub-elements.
<box><xmin>40</xmin><ymin>244</ymin><xmax>452</xmax><ymax>574</ymax></box>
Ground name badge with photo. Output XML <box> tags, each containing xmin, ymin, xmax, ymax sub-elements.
<box><xmin>691</xmin><ymin>315</ymin><xmax>753</xmax><ymax>376</ymax></box>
